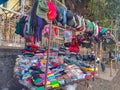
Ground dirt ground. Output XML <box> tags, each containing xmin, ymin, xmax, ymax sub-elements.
<box><xmin>76</xmin><ymin>61</ymin><xmax>120</xmax><ymax>90</ymax></box>
<box><xmin>0</xmin><ymin>48</ymin><xmax>120</xmax><ymax>90</ymax></box>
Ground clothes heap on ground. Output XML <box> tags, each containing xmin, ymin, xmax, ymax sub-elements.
<box><xmin>14</xmin><ymin>44</ymin><xmax>98</xmax><ymax>90</ymax></box>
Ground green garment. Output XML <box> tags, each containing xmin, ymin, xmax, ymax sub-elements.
<box><xmin>36</xmin><ymin>0</ymin><xmax>48</xmax><ymax>21</ymax></box>
<box><xmin>33</xmin><ymin>78</ymin><xmax>42</xmax><ymax>84</ymax></box>
<box><xmin>101</xmin><ymin>28</ymin><xmax>108</xmax><ymax>34</ymax></box>
<box><xmin>15</xmin><ymin>17</ymin><xmax>25</xmax><ymax>35</ymax></box>
<box><xmin>36</xmin><ymin>86</ymin><xmax>45</xmax><ymax>90</ymax></box>
<box><xmin>89</xmin><ymin>22</ymin><xmax>94</xmax><ymax>31</ymax></box>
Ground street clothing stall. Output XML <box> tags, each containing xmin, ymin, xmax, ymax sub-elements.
<box><xmin>13</xmin><ymin>0</ymin><xmax>113</xmax><ymax>90</ymax></box>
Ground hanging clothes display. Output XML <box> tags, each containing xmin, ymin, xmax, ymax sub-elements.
<box><xmin>13</xmin><ymin>0</ymin><xmax>115</xmax><ymax>90</ymax></box>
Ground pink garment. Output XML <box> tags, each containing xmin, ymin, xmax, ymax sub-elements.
<box><xmin>42</xmin><ymin>25</ymin><xmax>56</xmax><ymax>40</ymax></box>
<box><xmin>98</xmin><ymin>26</ymin><xmax>101</xmax><ymax>32</ymax></box>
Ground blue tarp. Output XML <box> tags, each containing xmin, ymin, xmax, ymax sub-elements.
<box><xmin>0</xmin><ymin>0</ymin><xmax>8</xmax><ymax>5</ymax></box>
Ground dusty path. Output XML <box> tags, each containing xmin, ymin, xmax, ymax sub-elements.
<box><xmin>0</xmin><ymin>48</ymin><xmax>120</xmax><ymax>90</ymax></box>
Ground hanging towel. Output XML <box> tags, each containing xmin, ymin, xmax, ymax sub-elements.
<box><xmin>64</xmin><ymin>30</ymin><xmax>72</xmax><ymax>42</ymax></box>
<box><xmin>36</xmin><ymin>0</ymin><xmax>48</xmax><ymax>21</ymax></box>
<box><xmin>0</xmin><ymin>0</ymin><xmax>8</xmax><ymax>5</ymax></box>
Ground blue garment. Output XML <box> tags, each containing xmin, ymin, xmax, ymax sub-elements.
<box><xmin>117</xmin><ymin>57</ymin><xmax>120</xmax><ymax>61</ymax></box>
<box><xmin>0</xmin><ymin>0</ymin><xmax>8</xmax><ymax>4</ymax></box>
<box><xmin>35</xmin><ymin>16</ymin><xmax>46</xmax><ymax>42</ymax></box>
<box><xmin>101</xmin><ymin>62</ymin><xmax>105</xmax><ymax>72</ymax></box>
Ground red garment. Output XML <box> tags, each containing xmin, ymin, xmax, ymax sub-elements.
<box><xmin>85</xmin><ymin>75</ymin><xmax>93</xmax><ymax>79</ymax></box>
<box><xmin>29</xmin><ymin>44</ymin><xmax>40</xmax><ymax>49</ymax></box>
<box><xmin>26</xmin><ymin>36</ymin><xmax>35</xmax><ymax>43</ymax></box>
<box><xmin>27</xmin><ymin>78</ymin><xmax>33</xmax><ymax>83</ymax></box>
<box><xmin>69</xmin><ymin>46</ymin><xmax>79</xmax><ymax>53</ymax></box>
<box><xmin>53</xmin><ymin>26</ymin><xmax>59</xmax><ymax>37</ymax></box>
<box><xmin>76</xmin><ymin>27</ymin><xmax>83</xmax><ymax>31</ymax></box>
<box><xmin>84</xmin><ymin>29</ymin><xmax>89</xmax><ymax>33</ymax></box>
<box><xmin>22</xmin><ymin>50</ymin><xmax>29</xmax><ymax>53</ymax></box>
<box><xmin>98</xmin><ymin>26</ymin><xmax>101</xmax><ymax>32</ymax></box>
<box><xmin>69</xmin><ymin>35</ymin><xmax>80</xmax><ymax>53</ymax></box>
<box><xmin>51</xmin><ymin>62</ymin><xmax>59</xmax><ymax>67</ymax></box>
<box><xmin>47</xmin><ymin>1</ymin><xmax>57</xmax><ymax>20</ymax></box>
<box><xmin>28</xmin><ymin>44</ymin><xmax>40</xmax><ymax>52</ymax></box>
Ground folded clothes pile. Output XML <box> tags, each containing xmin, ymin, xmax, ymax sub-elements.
<box><xmin>14</xmin><ymin>53</ymin><xmax>98</xmax><ymax>89</ymax></box>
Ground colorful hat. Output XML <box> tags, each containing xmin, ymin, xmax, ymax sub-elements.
<box><xmin>101</xmin><ymin>28</ymin><xmax>109</xmax><ymax>34</ymax></box>
<box><xmin>61</xmin><ymin>7</ymin><xmax>67</xmax><ymax>25</ymax></box>
<box><xmin>36</xmin><ymin>0</ymin><xmax>48</xmax><ymax>21</ymax></box>
<box><xmin>47</xmin><ymin>1</ymin><xmax>57</xmax><ymax>20</ymax></box>
<box><xmin>74</xmin><ymin>14</ymin><xmax>80</xmax><ymax>28</ymax></box>
<box><xmin>56</xmin><ymin>6</ymin><xmax>63</xmax><ymax>22</ymax></box>
<box><xmin>66</xmin><ymin>10</ymin><xmax>74</xmax><ymax>19</ymax></box>
<box><xmin>94</xmin><ymin>24</ymin><xmax>99</xmax><ymax>36</ymax></box>
<box><xmin>89</xmin><ymin>21</ymin><xmax>94</xmax><ymax>31</ymax></box>
<box><xmin>76</xmin><ymin>16</ymin><xmax>82</xmax><ymax>29</ymax></box>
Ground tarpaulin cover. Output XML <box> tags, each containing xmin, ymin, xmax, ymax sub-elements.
<box><xmin>0</xmin><ymin>0</ymin><xmax>8</xmax><ymax>5</ymax></box>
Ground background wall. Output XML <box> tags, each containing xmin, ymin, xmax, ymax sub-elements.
<box><xmin>0</xmin><ymin>48</ymin><xmax>27</xmax><ymax>90</ymax></box>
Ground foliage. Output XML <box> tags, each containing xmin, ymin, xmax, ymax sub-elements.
<box><xmin>87</xmin><ymin>0</ymin><xmax>120</xmax><ymax>25</ymax></box>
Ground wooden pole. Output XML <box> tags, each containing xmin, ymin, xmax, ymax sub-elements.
<box><xmin>115</xmin><ymin>45</ymin><xmax>117</xmax><ymax>71</ymax></box>
<box><xmin>110</xmin><ymin>59</ymin><xmax>113</xmax><ymax>77</ymax></box>
<box><xmin>45</xmin><ymin>0</ymin><xmax>52</xmax><ymax>89</ymax></box>
<box><xmin>99</xmin><ymin>42</ymin><xmax>102</xmax><ymax>75</ymax></box>
<box><xmin>93</xmin><ymin>43</ymin><xmax>97</xmax><ymax>81</ymax></box>
<box><xmin>109</xmin><ymin>45</ymin><xmax>113</xmax><ymax>77</ymax></box>
<box><xmin>45</xmin><ymin>21</ymin><xmax>52</xmax><ymax>90</ymax></box>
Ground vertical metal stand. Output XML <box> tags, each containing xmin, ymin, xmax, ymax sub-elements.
<box><xmin>45</xmin><ymin>21</ymin><xmax>52</xmax><ymax>90</ymax></box>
